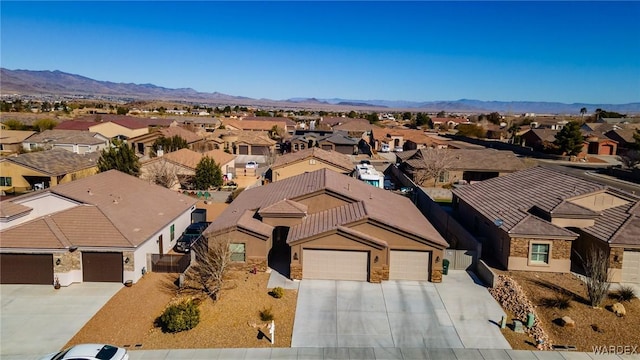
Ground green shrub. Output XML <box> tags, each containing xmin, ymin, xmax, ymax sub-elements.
<box><xmin>269</xmin><ymin>287</ymin><xmax>284</xmax><ymax>299</ymax></box>
<box><xmin>160</xmin><ymin>300</ymin><xmax>200</xmax><ymax>333</ymax></box>
<box><xmin>259</xmin><ymin>307</ymin><xmax>274</xmax><ymax>321</ymax></box>
<box><xmin>614</xmin><ymin>285</ymin><xmax>637</xmax><ymax>302</ymax></box>
<box><xmin>540</xmin><ymin>293</ymin><xmax>572</xmax><ymax>309</ymax></box>
<box><xmin>226</xmin><ymin>187</ymin><xmax>245</xmax><ymax>203</ymax></box>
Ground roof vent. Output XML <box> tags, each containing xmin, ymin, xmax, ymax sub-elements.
<box><xmin>87</xmin><ymin>188</ymin><xmax>93</xmax><ymax>195</ymax></box>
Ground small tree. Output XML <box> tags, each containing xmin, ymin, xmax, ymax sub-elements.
<box><xmin>152</xmin><ymin>135</ymin><xmax>188</xmax><ymax>156</ymax></box>
<box><xmin>410</xmin><ymin>148</ymin><xmax>455</xmax><ymax>187</ymax></box>
<box><xmin>554</xmin><ymin>121</ymin><xmax>584</xmax><ymax>156</ymax></box>
<box><xmin>3</xmin><ymin>119</ymin><xmax>27</xmax><ymax>130</ymax></box>
<box><xmin>580</xmin><ymin>107</ymin><xmax>587</xmax><ymax>118</ymax></box>
<box><xmin>97</xmin><ymin>140</ymin><xmax>141</xmax><ymax>176</ymax></box>
<box><xmin>144</xmin><ymin>159</ymin><xmax>180</xmax><ymax>189</ymax></box>
<box><xmin>194</xmin><ymin>156</ymin><xmax>223</xmax><ymax>190</ymax></box>
<box><xmin>187</xmin><ymin>235</ymin><xmax>233</xmax><ymax>301</ymax></box>
<box><xmin>576</xmin><ymin>246</ymin><xmax>611</xmax><ymax>308</ymax></box>
<box><xmin>32</xmin><ymin>118</ymin><xmax>58</xmax><ymax>132</ymax></box>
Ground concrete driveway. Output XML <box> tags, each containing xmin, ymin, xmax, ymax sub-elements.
<box><xmin>291</xmin><ymin>270</ymin><xmax>510</xmax><ymax>349</ymax></box>
<box><xmin>1</xmin><ymin>282</ymin><xmax>122</xmax><ymax>359</ymax></box>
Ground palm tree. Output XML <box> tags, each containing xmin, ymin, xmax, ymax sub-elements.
<box><xmin>580</xmin><ymin>107</ymin><xmax>587</xmax><ymax>118</ymax></box>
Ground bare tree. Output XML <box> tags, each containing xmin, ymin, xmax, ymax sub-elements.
<box><xmin>410</xmin><ymin>148</ymin><xmax>456</xmax><ymax>187</ymax></box>
<box><xmin>618</xmin><ymin>150</ymin><xmax>640</xmax><ymax>169</ymax></box>
<box><xmin>576</xmin><ymin>246</ymin><xmax>611</xmax><ymax>308</ymax></box>
<box><xmin>186</xmin><ymin>234</ymin><xmax>233</xmax><ymax>301</ymax></box>
<box><xmin>142</xmin><ymin>159</ymin><xmax>180</xmax><ymax>189</ymax></box>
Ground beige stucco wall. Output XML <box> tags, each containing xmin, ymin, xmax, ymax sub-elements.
<box><xmin>0</xmin><ymin>161</ymin><xmax>97</xmax><ymax>193</ymax></box>
<box><xmin>273</xmin><ymin>160</ymin><xmax>350</xmax><ymax>182</ymax></box>
<box><xmin>90</xmin><ymin>122</ymin><xmax>148</xmax><ymax>139</ymax></box>
<box><xmin>295</xmin><ymin>193</ymin><xmax>350</xmax><ymax>213</ymax></box>
<box><xmin>208</xmin><ymin>229</ymin><xmax>269</xmax><ymax>260</ymax></box>
<box><xmin>551</xmin><ymin>217</ymin><xmax>595</xmax><ymax>228</ymax></box>
<box><xmin>569</xmin><ymin>192</ymin><xmax>629</xmax><ymax>212</ymax></box>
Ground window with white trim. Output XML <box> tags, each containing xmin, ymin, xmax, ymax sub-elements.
<box><xmin>0</xmin><ymin>177</ymin><xmax>12</xmax><ymax>186</ymax></box>
<box><xmin>530</xmin><ymin>243</ymin><xmax>550</xmax><ymax>264</ymax></box>
<box><xmin>230</xmin><ymin>243</ymin><xmax>246</xmax><ymax>262</ymax></box>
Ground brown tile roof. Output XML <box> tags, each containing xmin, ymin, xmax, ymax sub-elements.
<box><xmin>49</xmin><ymin>170</ymin><xmax>197</xmax><ymax>246</ymax></box>
<box><xmin>146</xmin><ymin>148</ymin><xmax>234</xmax><ymax>171</ymax></box>
<box><xmin>24</xmin><ymin>129</ymin><xmax>107</xmax><ymax>146</ymax></box>
<box><xmin>0</xmin><ymin>130</ymin><xmax>37</xmax><ymax>144</ymax></box>
<box><xmin>509</xmin><ymin>214</ymin><xmax>578</xmax><ymax>238</ymax></box>
<box><xmin>208</xmin><ymin>168</ymin><xmax>446</xmax><ymax>247</ymax></box>
<box><xmin>272</xmin><ymin>147</ymin><xmax>353</xmax><ymax>172</ymax></box>
<box><xmin>0</xmin><ymin>201</ymin><xmax>32</xmax><ymax>219</ymax></box>
<box><xmin>7</xmin><ymin>148</ymin><xmax>99</xmax><ymax>175</ymax></box>
<box><xmin>224</xmin><ymin>119</ymin><xmax>288</xmax><ymax>131</ymax></box>
<box><xmin>237</xmin><ymin>210</ymin><xmax>273</xmax><ymax>237</ymax></box>
<box><xmin>241</xmin><ymin>116</ymin><xmax>296</xmax><ymax>126</ymax></box>
<box><xmin>74</xmin><ymin>115</ymin><xmax>150</xmax><ymax>129</ymax></box>
<box><xmin>55</xmin><ymin>120</ymin><xmax>95</xmax><ymax>131</ymax></box>
<box><xmin>234</xmin><ymin>131</ymin><xmax>276</xmax><ymax>146</ymax></box>
<box><xmin>373</xmin><ymin>128</ymin><xmax>436</xmax><ymax>146</ymax></box>
<box><xmin>526</xmin><ymin>128</ymin><xmax>558</xmax><ymax>143</ymax></box>
<box><xmin>287</xmin><ymin>202</ymin><xmax>367</xmax><ymax>242</ymax></box>
<box><xmin>0</xmin><ymin>218</ymin><xmax>69</xmax><ymax>249</ymax></box>
<box><xmin>452</xmin><ymin>166</ymin><xmax>640</xmax><ymax>244</ymax></box>
<box><xmin>405</xmin><ymin>149</ymin><xmax>527</xmax><ymax>173</ymax></box>
<box><xmin>332</xmin><ymin>120</ymin><xmax>373</xmax><ymax>132</ymax></box>
<box><xmin>258</xmin><ymin>199</ymin><xmax>308</xmax><ymax>217</ymax></box>
<box><xmin>159</xmin><ymin>126</ymin><xmax>203</xmax><ymax>144</ymax></box>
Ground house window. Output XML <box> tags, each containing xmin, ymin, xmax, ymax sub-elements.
<box><xmin>0</xmin><ymin>177</ymin><xmax>12</xmax><ymax>186</ymax></box>
<box><xmin>438</xmin><ymin>172</ymin><xmax>449</xmax><ymax>183</ymax></box>
<box><xmin>530</xmin><ymin>243</ymin><xmax>550</xmax><ymax>264</ymax></box>
<box><xmin>170</xmin><ymin>224</ymin><xmax>175</xmax><ymax>241</ymax></box>
<box><xmin>230</xmin><ymin>243</ymin><xmax>246</xmax><ymax>262</ymax></box>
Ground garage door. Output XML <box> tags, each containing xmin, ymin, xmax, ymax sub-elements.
<box><xmin>303</xmin><ymin>250</ymin><xmax>368</xmax><ymax>281</ymax></box>
<box><xmin>622</xmin><ymin>249</ymin><xmax>640</xmax><ymax>283</ymax></box>
<box><xmin>82</xmin><ymin>252</ymin><xmax>123</xmax><ymax>282</ymax></box>
<box><xmin>0</xmin><ymin>253</ymin><xmax>53</xmax><ymax>284</ymax></box>
<box><xmin>238</xmin><ymin>145</ymin><xmax>249</xmax><ymax>155</ymax></box>
<box><xmin>389</xmin><ymin>250</ymin><xmax>430</xmax><ymax>281</ymax></box>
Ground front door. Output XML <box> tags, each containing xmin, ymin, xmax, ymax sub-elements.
<box><xmin>158</xmin><ymin>234</ymin><xmax>164</xmax><ymax>255</ymax></box>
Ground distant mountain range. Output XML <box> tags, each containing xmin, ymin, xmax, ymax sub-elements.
<box><xmin>2</xmin><ymin>68</ymin><xmax>639</xmax><ymax>114</ymax></box>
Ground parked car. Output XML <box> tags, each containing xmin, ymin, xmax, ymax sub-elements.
<box><xmin>380</xmin><ymin>143</ymin><xmax>390</xmax><ymax>153</ymax></box>
<box><xmin>41</xmin><ymin>344</ymin><xmax>129</xmax><ymax>360</ymax></box>
<box><xmin>393</xmin><ymin>146</ymin><xmax>403</xmax><ymax>152</ymax></box>
<box><xmin>245</xmin><ymin>161</ymin><xmax>258</xmax><ymax>169</ymax></box>
<box><xmin>175</xmin><ymin>222</ymin><xmax>210</xmax><ymax>253</ymax></box>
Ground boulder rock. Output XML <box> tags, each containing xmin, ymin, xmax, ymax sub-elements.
<box><xmin>561</xmin><ymin>316</ymin><xmax>575</xmax><ymax>327</ymax></box>
<box><xmin>612</xmin><ymin>302</ymin><xmax>626</xmax><ymax>317</ymax></box>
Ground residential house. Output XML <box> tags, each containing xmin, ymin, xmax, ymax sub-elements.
<box><xmin>452</xmin><ymin>166</ymin><xmax>640</xmax><ymax>283</ymax></box>
<box><xmin>268</xmin><ymin>147</ymin><xmax>353</xmax><ymax>182</ymax></box>
<box><xmin>140</xmin><ymin>148</ymin><xmax>235</xmax><ymax>190</ymax></box>
<box><xmin>520</xmin><ymin>128</ymin><xmax>617</xmax><ymax>157</ymax></box>
<box><xmin>224</xmin><ymin>118</ymin><xmax>294</xmax><ymax>135</ymax></box>
<box><xmin>0</xmin><ymin>170</ymin><xmax>197</xmax><ymax>286</ymax></box>
<box><xmin>206</xmin><ymin>168</ymin><xmax>448</xmax><ymax>283</ymax></box>
<box><xmin>211</xmin><ymin>130</ymin><xmax>276</xmax><ymax>156</ymax></box>
<box><xmin>329</xmin><ymin>118</ymin><xmax>373</xmax><ymax>139</ymax></box>
<box><xmin>56</xmin><ymin>115</ymin><xmax>150</xmax><ymax>140</ymax></box>
<box><xmin>240</xmin><ymin>116</ymin><xmax>297</xmax><ymax>133</ymax></box>
<box><xmin>0</xmin><ymin>130</ymin><xmax>36</xmax><ymax>154</ymax></box>
<box><xmin>520</xmin><ymin>128</ymin><xmax>559</xmax><ymax>151</ymax></box>
<box><xmin>180</xmin><ymin>117</ymin><xmax>221</xmax><ymax>133</ymax></box>
<box><xmin>21</xmin><ymin>129</ymin><xmax>109</xmax><ymax>154</ymax></box>
<box><xmin>128</xmin><ymin>126</ymin><xmax>206</xmax><ymax>158</ymax></box>
<box><xmin>370</xmin><ymin>128</ymin><xmax>439</xmax><ymax>153</ymax></box>
<box><xmin>0</xmin><ymin>148</ymin><xmax>99</xmax><ymax>194</ymax></box>
<box><xmin>398</xmin><ymin>148</ymin><xmax>527</xmax><ymax>187</ymax></box>
<box><xmin>430</xmin><ymin>117</ymin><xmax>470</xmax><ymax>129</ymax></box>
<box><xmin>317</xmin><ymin>132</ymin><xmax>359</xmax><ymax>155</ymax></box>
<box><xmin>605</xmin><ymin>129</ymin><xmax>639</xmax><ymax>153</ymax></box>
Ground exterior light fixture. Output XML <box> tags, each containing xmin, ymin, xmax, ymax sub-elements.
<box><xmin>124</xmin><ymin>257</ymin><xmax>130</xmax><ymax>264</ymax></box>
<box><xmin>374</xmin><ymin>256</ymin><xmax>379</xmax><ymax>263</ymax></box>
<box><xmin>293</xmin><ymin>253</ymin><xmax>298</xmax><ymax>261</ymax></box>
<box><xmin>56</xmin><ymin>258</ymin><xmax>61</xmax><ymax>266</ymax></box>
<box><xmin>436</xmin><ymin>256</ymin><xmax>440</xmax><ymax>263</ymax></box>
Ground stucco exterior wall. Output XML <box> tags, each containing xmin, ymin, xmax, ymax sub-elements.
<box><xmin>296</xmin><ymin>193</ymin><xmax>349</xmax><ymax>213</ymax></box>
<box><xmin>91</xmin><ymin>122</ymin><xmax>148</xmax><ymax>139</ymax></box>
<box><xmin>551</xmin><ymin>217</ymin><xmax>595</xmax><ymax>228</ymax></box>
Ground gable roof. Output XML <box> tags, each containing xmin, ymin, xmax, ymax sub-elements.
<box><xmin>404</xmin><ymin>149</ymin><xmax>526</xmax><ymax>173</ymax></box>
<box><xmin>320</xmin><ymin>132</ymin><xmax>359</xmax><ymax>145</ymax></box>
<box><xmin>452</xmin><ymin>166</ymin><xmax>640</xmax><ymax>244</ymax></box>
<box><xmin>524</xmin><ymin>128</ymin><xmax>558</xmax><ymax>143</ymax></box>
<box><xmin>224</xmin><ymin>119</ymin><xmax>289</xmax><ymax>132</ymax></box>
<box><xmin>258</xmin><ymin>199</ymin><xmax>308</xmax><ymax>217</ymax></box>
<box><xmin>159</xmin><ymin>126</ymin><xmax>203</xmax><ymax>143</ymax></box>
<box><xmin>271</xmin><ymin>147</ymin><xmax>354</xmax><ymax>172</ymax></box>
<box><xmin>6</xmin><ymin>148</ymin><xmax>99</xmax><ymax>175</ymax></box>
<box><xmin>23</xmin><ymin>129</ymin><xmax>107</xmax><ymax>146</ymax></box>
<box><xmin>287</xmin><ymin>201</ymin><xmax>367</xmax><ymax>243</ymax></box>
<box><xmin>145</xmin><ymin>148</ymin><xmax>234</xmax><ymax>171</ymax></box>
<box><xmin>73</xmin><ymin>115</ymin><xmax>150</xmax><ymax>130</ymax></box>
<box><xmin>55</xmin><ymin>120</ymin><xmax>95</xmax><ymax>131</ymax></box>
<box><xmin>0</xmin><ymin>130</ymin><xmax>37</xmax><ymax>144</ymax></box>
<box><xmin>208</xmin><ymin>168</ymin><xmax>446</xmax><ymax>247</ymax></box>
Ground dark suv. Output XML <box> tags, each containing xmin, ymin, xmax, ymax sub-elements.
<box><xmin>175</xmin><ymin>222</ymin><xmax>210</xmax><ymax>253</ymax></box>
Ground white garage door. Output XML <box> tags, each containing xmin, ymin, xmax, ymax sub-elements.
<box><xmin>389</xmin><ymin>250</ymin><xmax>430</xmax><ymax>281</ymax></box>
<box><xmin>622</xmin><ymin>249</ymin><xmax>640</xmax><ymax>283</ymax></box>
<box><xmin>303</xmin><ymin>249</ymin><xmax>368</xmax><ymax>281</ymax></box>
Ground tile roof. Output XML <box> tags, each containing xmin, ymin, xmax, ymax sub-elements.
<box><xmin>452</xmin><ymin>166</ymin><xmax>640</xmax><ymax>244</ymax></box>
<box><xmin>24</xmin><ymin>129</ymin><xmax>107</xmax><ymax>146</ymax></box>
<box><xmin>526</xmin><ymin>128</ymin><xmax>559</xmax><ymax>142</ymax></box>
<box><xmin>373</xmin><ymin>128</ymin><xmax>436</xmax><ymax>146</ymax></box>
<box><xmin>321</xmin><ymin>132</ymin><xmax>359</xmax><ymax>145</ymax></box>
<box><xmin>404</xmin><ymin>149</ymin><xmax>526</xmax><ymax>172</ymax></box>
<box><xmin>145</xmin><ymin>148</ymin><xmax>234</xmax><ymax>171</ymax></box>
<box><xmin>73</xmin><ymin>115</ymin><xmax>150</xmax><ymax>129</ymax></box>
<box><xmin>258</xmin><ymin>199</ymin><xmax>308</xmax><ymax>217</ymax></box>
<box><xmin>208</xmin><ymin>168</ymin><xmax>446</xmax><ymax>247</ymax></box>
<box><xmin>0</xmin><ymin>130</ymin><xmax>37</xmax><ymax>144</ymax></box>
<box><xmin>0</xmin><ymin>217</ymin><xmax>69</xmax><ymax>249</ymax></box>
<box><xmin>272</xmin><ymin>147</ymin><xmax>354</xmax><ymax>171</ymax></box>
<box><xmin>287</xmin><ymin>202</ymin><xmax>367</xmax><ymax>243</ymax></box>
<box><xmin>509</xmin><ymin>214</ymin><xmax>578</xmax><ymax>238</ymax></box>
<box><xmin>0</xmin><ymin>201</ymin><xmax>32</xmax><ymax>219</ymax></box>
<box><xmin>7</xmin><ymin>148</ymin><xmax>100</xmax><ymax>175</ymax></box>
<box><xmin>159</xmin><ymin>126</ymin><xmax>203</xmax><ymax>144</ymax></box>
<box><xmin>55</xmin><ymin>120</ymin><xmax>94</xmax><ymax>131</ymax></box>
<box><xmin>241</xmin><ymin>116</ymin><xmax>296</xmax><ymax>126</ymax></box>
<box><xmin>224</xmin><ymin>119</ymin><xmax>288</xmax><ymax>131</ymax></box>
<box><xmin>48</xmin><ymin>170</ymin><xmax>197</xmax><ymax>246</ymax></box>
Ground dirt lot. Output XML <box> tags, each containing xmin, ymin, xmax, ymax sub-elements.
<box><xmin>66</xmin><ymin>270</ymin><xmax>297</xmax><ymax>350</ymax></box>
<box><xmin>496</xmin><ymin>271</ymin><xmax>640</xmax><ymax>352</ymax></box>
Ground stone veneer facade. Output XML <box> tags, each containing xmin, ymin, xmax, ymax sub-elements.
<box><xmin>510</xmin><ymin>238</ymin><xmax>571</xmax><ymax>260</ymax></box>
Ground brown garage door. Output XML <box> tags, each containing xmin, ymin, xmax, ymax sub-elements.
<box><xmin>238</xmin><ymin>145</ymin><xmax>249</xmax><ymax>155</ymax></box>
<box><xmin>0</xmin><ymin>253</ymin><xmax>53</xmax><ymax>284</ymax></box>
<box><xmin>82</xmin><ymin>252</ymin><xmax>123</xmax><ymax>282</ymax></box>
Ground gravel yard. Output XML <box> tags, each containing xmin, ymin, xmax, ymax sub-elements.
<box><xmin>65</xmin><ymin>270</ymin><xmax>297</xmax><ymax>350</ymax></box>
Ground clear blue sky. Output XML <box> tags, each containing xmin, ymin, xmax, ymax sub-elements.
<box><xmin>2</xmin><ymin>1</ymin><xmax>639</xmax><ymax>104</ymax></box>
